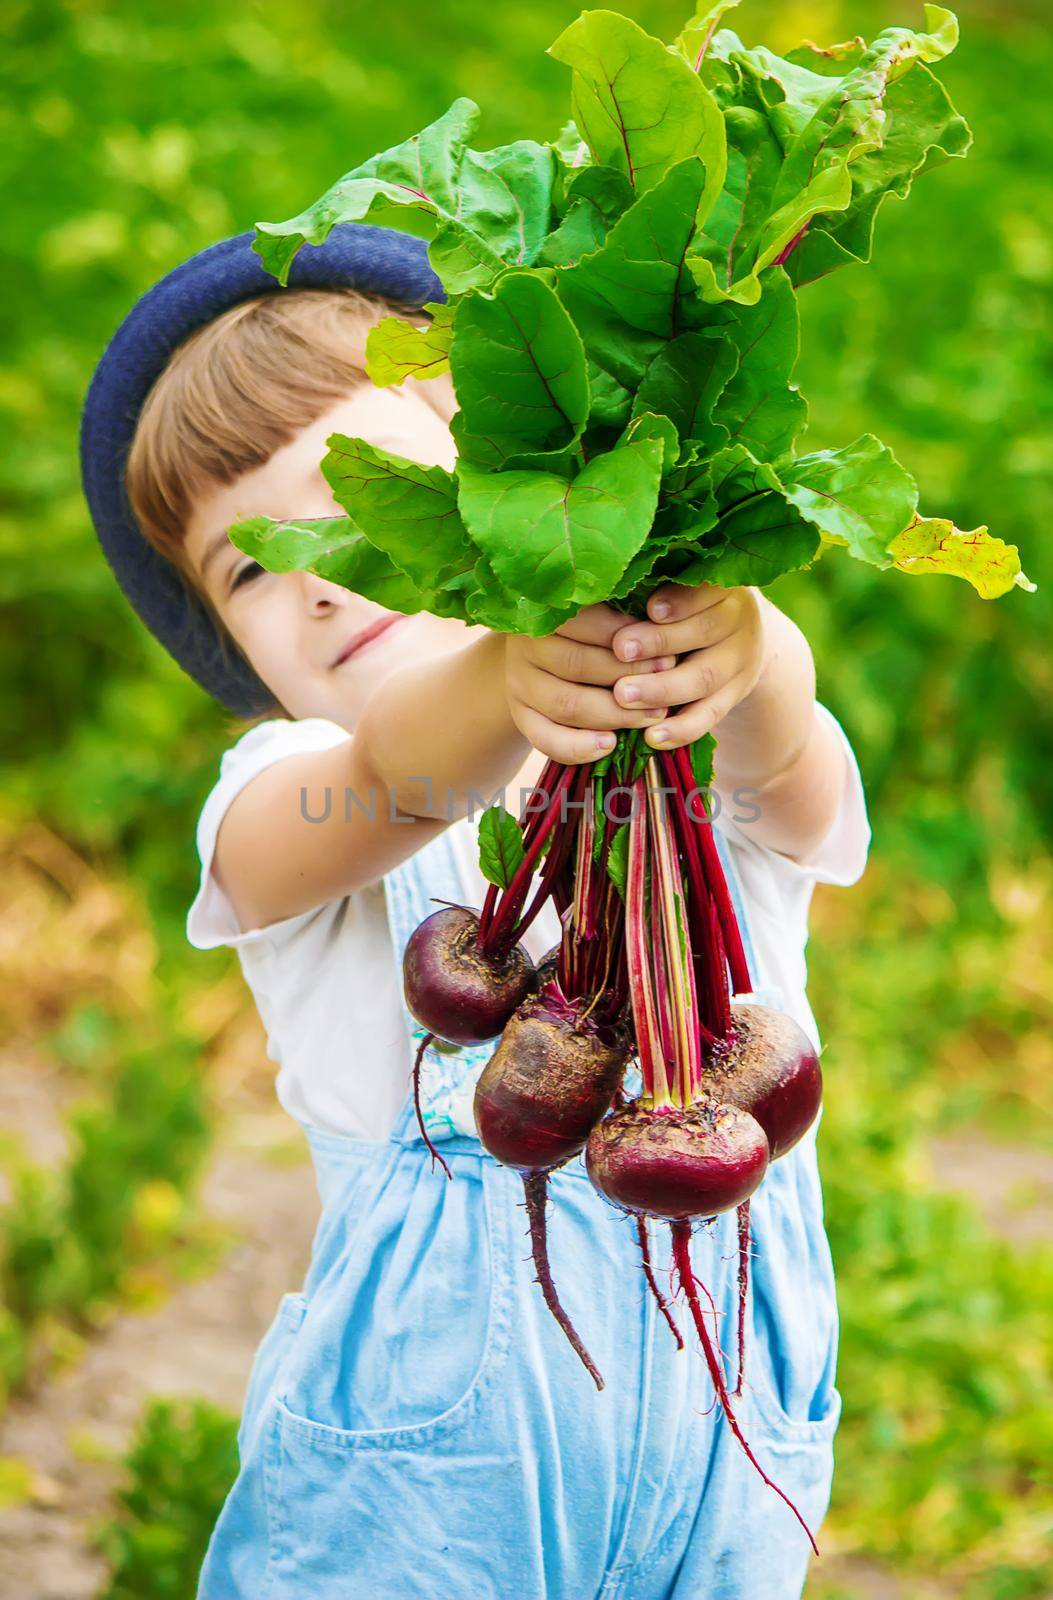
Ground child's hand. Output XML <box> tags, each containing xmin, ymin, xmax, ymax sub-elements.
<box><xmin>505</xmin><ymin>603</ymin><xmax>676</xmax><ymax>765</ymax></box>
<box><xmin>609</xmin><ymin>584</ymin><xmax>768</xmax><ymax>750</ymax></box>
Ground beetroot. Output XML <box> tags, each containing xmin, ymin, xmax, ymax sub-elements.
<box><xmin>700</xmin><ymin>1002</ymin><xmax>822</xmax><ymax>1160</ymax></box>
<box><xmin>474</xmin><ymin>991</ymin><xmax>629</xmax><ymax>1173</ymax></box>
<box><xmin>585</xmin><ymin>1098</ymin><xmax>769</xmax><ymax>1222</ymax></box>
<box><xmin>403</xmin><ymin>905</ymin><xmax>534</xmax><ymax>1046</ymax></box>
<box><xmin>475</xmin><ymin>987</ymin><xmax>632</xmax><ymax>1389</ymax></box>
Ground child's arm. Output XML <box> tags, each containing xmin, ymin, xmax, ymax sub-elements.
<box><xmin>608</xmin><ymin>584</ymin><xmax>848</xmax><ymax>864</ymax></box>
<box><xmin>211</xmin><ymin>619</ymin><xmax>669</xmax><ymax>934</ymax></box>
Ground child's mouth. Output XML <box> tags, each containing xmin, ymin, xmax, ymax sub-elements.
<box><xmin>331</xmin><ymin>614</ymin><xmax>407</xmax><ymax>667</ymax></box>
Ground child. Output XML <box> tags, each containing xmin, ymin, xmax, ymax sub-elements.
<box><xmin>81</xmin><ymin>225</ymin><xmax>870</xmax><ymax>1600</ymax></box>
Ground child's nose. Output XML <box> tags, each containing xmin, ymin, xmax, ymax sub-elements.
<box><xmin>300</xmin><ymin>571</ymin><xmax>347</xmax><ymax>610</ymax></box>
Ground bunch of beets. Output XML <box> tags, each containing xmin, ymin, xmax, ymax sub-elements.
<box><xmin>404</xmin><ymin>736</ymin><xmax>823</xmax><ymax>1547</ymax></box>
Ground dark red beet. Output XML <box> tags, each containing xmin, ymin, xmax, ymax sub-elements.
<box><xmin>700</xmin><ymin>1002</ymin><xmax>822</xmax><ymax>1160</ymax></box>
<box><xmin>473</xmin><ymin>992</ymin><xmax>630</xmax><ymax>1173</ymax></box>
<box><xmin>586</xmin><ymin>1099</ymin><xmax>769</xmax><ymax>1221</ymax></box>
<box><xmin>475</xmin><ymin>990</ymin><xmax>632</xmax><ymax>1390</ymax></box>
<box><xmin>403</xmin><ymin>905</ymin><xmax>534</xmax><ymax>1046</ymax></box>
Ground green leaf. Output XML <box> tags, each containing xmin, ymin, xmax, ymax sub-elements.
<box><xmin>459</xmin><ymin>138</ymin><xmax>557</xmax><ymax>267</ymax></box>
<box><xmin>586</xmin><ymin>363</ymin><xmax>634</xmax><ymax>429</ymax></box>
<box><xmin>888</xmin><ymin>516</ymin><xmax>1035</xmax><ymax>599</ymax></box>
<box><xmin>675</xmin><ymin>2</ymin><xmax>744</xmax><ymax>69</ymax></box>
<box><xmin>559</xmin><ymin>158</ymin><xmax>722</xmax><ymax>391</ymax></box>
<box><xmin>478</xmin><ymin>805</ymin><xmax>526</xmax><ymax>889</ymax></box>
<box><xmin>322</xmin><ymin>435</ymin><xmax>477</xmax><ymax>592</ymax></box>
<box><xmin>617</xmin><ymin>411</ymin><xmax>681</xmax><ymax>475</ymax></box>
<box><xmin>449</xmin><ymin>272</ymin><xmax>589</xmax><ymax>468</ymax></box>
<box><xmin>707</xmin><ymin>267</ymin><xmax>808</xmax><ymax>461</ymax></box>
<box><xmin>228</xmin><ymin>515</ymin><xmax>429</xmax><ymax>613</ymax></box>
<box><xmin>688</xmin><ymin>732</ymin><xmax>717</xmax><ymax>793</ymax></box>
<box><xmin>253</xmin><ymin>99</ymin><xmax>550</xmax><ymax>293</ymax></box>
<box><xmin>698</xmin><ymin>496</ymin><xmax>821</xmax><ymax>586</ymax></box>
<box><xmin>673</xmin><ymin>446</ymin><xmax>821</xmax><ymax>586</ymax></box>
<box><xmin>787</xmin><ymin>63</ymin><xmax>970</xmax><ymax>285</ymax></box>
<box><xmin>633</xmin><ymin>332</ymin><xmax>739</xmax><ymax>455</ymax></box>
<box><xmin>549</xmin><ymin>11</ymin><xmax>727</xmax><ymax>201</ymax></box>
<box><xmin>692</xmin><ymin>9</ymin><xmax>968</xmax><ymax>296</ymax></box>
<box><xmin>780</xmin><ymin>435</ymin><xmax>919</xmax><ymax>567</ymax></box>
<box><xmin>536</xmin><ymin>167</ymin><xmax>634</xmax><ymax>267</ymax></box>
<box><xmin>537</xmin><ymin>196</ymin><xmax>607</xmax><ymax>269</ymax></box>
<box><xmin>605</xmin><ymin>822</ymin><xmax>630</xmax><ymax>899</ymax></box>
<box><xmin>689</xmin><ymin>159</ymin><xmax>852</xmax><ymax>305</ymax></box>
<box><xmin>365</xmin><ymin>303</ymin><xmax>454</xmax><ymax>387</ymax></box>
<box><xmin>551</xmin><ymin>119</ymin><xmax>590</xmax><ymax>171</ymax></box>
<box><xmin>456</xmin><ymin>438</ymin><xmax>663</xmax><ymax>609</ymax></box>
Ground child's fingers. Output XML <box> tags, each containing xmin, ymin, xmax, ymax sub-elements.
<box><xmin>531</xmin><ymin>630</ymin><xmax>675</xmax><ymax>687</ymax></box>
<box><xmin>611</xmin><ymin>593</ymin><xmax>741</xmax><ymax>665</ymax></box>
<box><xmin>645</xmin><ymin>581</ymin><xmax>727</xmax><ymax>624</ymax></box>
<box><xmin>516</xmin><ymin>662</ymin><xmax>667</xmax><ymax>732</ymax></box>
<box><xmin>638</xmin><ymin>671</ymin><xmax>755</xmax><ymax>750</ymax></box>
<box><xmin>556</xmin><ymin>601</ymin><xmax>640</xmax><ymax>649</ymax></box>
<box><xmin>511</xmin><ymin>703</ymin><xmax>621</xmax><ymax>766</ymax></box>
<box><xmin>612</xmin><ymin>636</ymin><xmax>741</xmax><ymax>710</ymax></box>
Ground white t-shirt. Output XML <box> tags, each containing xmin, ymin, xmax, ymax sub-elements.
<box><xmin>187</xmin><ymin>707</ymin><xmax>869</xmax><ymax>1141</ymax></box>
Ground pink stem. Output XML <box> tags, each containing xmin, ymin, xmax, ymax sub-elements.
<box><xmin>671</xmin><ymin>747</ymin><xmax>752</xmax><ymax>996</ymax></box>
<box><xmin>523</xmin><ymin>1173</ymin><xmax>604</xmax><ymax>1390</ymax></box>
<box><xmin>479</xmin><ymin>765</ymin><xmax>577</xmax><ymax>955</ymax></box>
<box><xmin>636</xmin><ymin>1216</ymin><xmax>684</xmax><ymax>1349</ymax></box>
<box><xmin>734</xmin><ymin>1199</ymin><xmax>751</xmax><ymax>1398</ymax></box>
<box><xmin>671</xmin><ymin>1221</ymin><xmax>818</xmax><ymax>1556</ymax></box>
<box><xmin>411</xmin><ymin>1033</ymin><xmax>452</xmax><ymax>1180</ymax></box>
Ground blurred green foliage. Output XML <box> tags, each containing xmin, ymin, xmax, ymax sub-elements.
<box><xmin>94</xmin><ymin>1398</ymin><xmax>240</xmax><ymax>1600</ymax></box>
<box><xmin>0</xmin><ymin>1006</ymin><xmax>211</xmax><ymax>1406</ymax></box>
<box><xmin>2</xmin><ymin>0</ymin><xmax>1050</xmax><ymax>1595</ymax></box>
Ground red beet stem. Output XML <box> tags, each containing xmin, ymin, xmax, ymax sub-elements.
<box><xmin>734</xmin><ymin>1199</ymin><xmax>751</xmax><ymax>1398</ymax></box>
<box><xmin>670</xmin><ymin>1221</ymin><xmax>818</xmax><ymax>1555</ymax></box>
<box><xmin>478</xmin><ymin>757</ymin><xmax>563</xmax><ymax>945</ymax></box>
<box><xmin>523</xmin><ymin>1173</ymin><xmax>604</xmax><ymax>1390</ymax></box>
<box><xmin>625</xmin><ymin>775</ymin><xmax>666</xmax><ymax>1102</ymax></box>
<box><xmin>636</xmin><ymin>1216</ymin><xmax>684</xmax><ymax>1350</ymax></box>
<box><xmin>660</xmin><ymin>752</ymin><xmax>729</xmax><ymax>1043</ymax></box>
<box><xmin>411</xmin><ymin>1032</ymin><xmax>452</xmax><ymax>1180</ymax></box>
<box><xmin>670</xmin><ymin>747</ymin><xmax>752</xmax><ymax>996</ymax></box>
<box><xmin>480</xmin><ymin>766</ymin><xmax>578</xmax><ymax>956</ymax></box>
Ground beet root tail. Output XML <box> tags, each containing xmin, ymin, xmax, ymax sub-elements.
<box><xmin>670</xmin><ymin>1221</ymin><xmax>818</xmax><ymax>1556</ymax></box>
<box><xmin>411</xmin><ymin>1033</ymin><xmax>452</xmax><ymax>1180</ymax></box>
<box><xmin>522</xmin><ymin>1173</ymin><xmax>604</xmax><ymax>1391</ymax></box>
<box><xmin>734</xmin><ymin>1200</ymin><xmax>751</xmax><ymax>1398</ymax></box>
<box><xmin>635</xmin><ymin>1216</ymin><xmax>684</xmax><ymax>1351</ymax></box>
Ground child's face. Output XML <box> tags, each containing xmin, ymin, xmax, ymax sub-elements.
<box><xmin>183</xmin><ymin>385</ymin><xmax>483</xmax><ymax>728</ymax></box>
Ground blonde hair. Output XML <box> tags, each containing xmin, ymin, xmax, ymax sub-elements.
<box><xmin>124</xmin><ymin>287</ymin><xmax>456</xmax><ymax>726</ymax></box>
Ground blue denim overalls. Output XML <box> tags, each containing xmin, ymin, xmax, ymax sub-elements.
<box><xmin>197</xmin><ymin>824</ymin><xmax>840</xmax><ymax>1600</ymax></box>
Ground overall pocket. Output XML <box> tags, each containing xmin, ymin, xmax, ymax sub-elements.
<box><xmin>740</xmin><ymin>1143</ymin><xmax>842</xmax><ymax>1447</ymax></box>
<box><xmin>274</xmin><ymin>1151</ymin><xmax>512</xmax><ymax>1451</ymax></box>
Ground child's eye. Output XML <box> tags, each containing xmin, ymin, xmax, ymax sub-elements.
<box><xmin>231</xmin><ymin>560</ymin><xmax>264</xmax><ymax>591</ymax></box>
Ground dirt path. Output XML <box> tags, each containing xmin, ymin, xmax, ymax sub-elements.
<box><xmin>0</xmin><ymin>1123</ymin><xmax>320</xmax><ymax>1600</ymax></box>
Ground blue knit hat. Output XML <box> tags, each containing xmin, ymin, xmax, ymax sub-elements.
<box><xmin>80</xmin><ymin>224</ymin><xmax>445</xmax><ymax>716</ymax></box>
